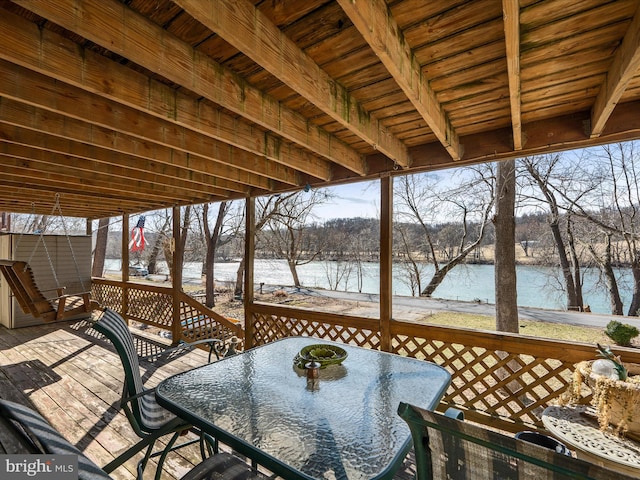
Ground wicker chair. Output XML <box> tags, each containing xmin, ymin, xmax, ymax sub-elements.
<box><xmin>92</xmin><ymin>308</ymin><xmax>224</xmax><ymax>480</ymax></box>
<box><xmin>398</xmin><ymin>401</ymin><xmax>635</xmax><ymax>480</ymax></box>
<box><xmin>0</xmin><ymin>399</ymin><xmax>267</xmax><ymax>480</ymax></box>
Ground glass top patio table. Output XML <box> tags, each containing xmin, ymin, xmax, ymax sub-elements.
<box><xmin>155</xmin><ymin>336</ymin><xmax>451</xmax><ymax>480</ymax></box>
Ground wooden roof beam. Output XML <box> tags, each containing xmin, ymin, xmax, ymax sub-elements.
<box><xmin>0</xmin><ymin>184</ymin><xmax>166</xmax><ymax>217</ymax></box>
<box><xmin>174</xmin><ymin>0</ymin><xmax>409</xmax><ymax>168</ymax></box>
<box><xmin>502</xmin><ymin>0</ymin><xmax>523</xmax><ymax>150</ymax></box>
<box><xmin>0</xmin><ymin>143</ymin><xmax>228</xmax><ymax>203</ymax></box>
<box><xmin>0</xmin><ymin>99</ymin><xmax>250</xmax><ymax>195</ymax></box>
<box><xmin>590</xmin><ymin>3</ymin><xmax>640</xmax><ymax>138</ymax></box>
<box><xmin>12</xmin><ymin>0</ymin><xmax>365</xmax><ymax>175</ymax></box>
<box><xmin>0</xmin><ymin>61</ymin><xmax>292</xmax><ymax>190</ymax></box>
<box><xmin>0</xmin><ymin>10</ymin><xmax>332</xmax><ymax>183</ymax></box>
<box><xmin>338</xmin><ymin>0</ymin><xmax>462</xmax><ymax>161</ymax></box>
<box><xmin>0</xmin><ymin>162</ymin><xmax>209</xmax><ymax>207</ymax></box>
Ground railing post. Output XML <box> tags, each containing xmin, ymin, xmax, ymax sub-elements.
<box><xmin>380</xmin><ymin>175</ymin><xmax>393</xmax><ymax>352</ymax></box>
<box><xmin>122</xmin><ymin>214</ymin><xmax>130</xmax><ymax>320</ymax></box>
<box><xmin>244</xmin><ymin>197</ymin><xmax>255</xmax><ymax>348</ymax></box>
<box><xmin>172</xmin><ymin>206</ymin><xmax>182</xmax><ymax>345</ymax></box>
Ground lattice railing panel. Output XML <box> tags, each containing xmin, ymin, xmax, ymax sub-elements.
<box><xmin>91</xmin><ymin>279</ymin><xmax>243</xmax><ymax>351</ymax></box>
<box><xmin>91</xmin><ymin>281</ymin><xmax>122</xmax><ymax>310</ymax></box>
<box><xmin>178</xmin><ymin>294</ymin><xmax>243</xmax><ymax>349</ymax></box>
<box><xmin>390</xmin><ymin>325</ymin><xmax>613</xmax><ymax>433</ymax></box>
<box><xmin>249</xmin><ymin>303</ymin><xmax>380</xmax><ymax>349</ymax></box>
<box><xmin>128</xmin><ymin>289</ymin><xmax>173</xmax><ymax>327</ymax></box>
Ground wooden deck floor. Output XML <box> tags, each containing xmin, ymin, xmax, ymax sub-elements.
<box><xmin>0</xmin><ymin>318</ymin><xmax>416</xmax><ymax>480</ymax></box>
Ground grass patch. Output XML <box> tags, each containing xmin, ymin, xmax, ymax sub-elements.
<box><xmin>424</xmin><ymin>311</ymin><xmax>612</xmax><ymax>345</ymax></box>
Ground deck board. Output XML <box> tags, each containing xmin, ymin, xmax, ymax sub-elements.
<box><xmin>0</xmin><ymin>318</ymin><xmax>416</xmax><ymax>480</ymax></box>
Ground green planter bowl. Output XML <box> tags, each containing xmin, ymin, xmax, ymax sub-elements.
<box><xmin>295</xmin><ymin>344</ymin><xmax>348</xmax><ymax>368</ymax></box>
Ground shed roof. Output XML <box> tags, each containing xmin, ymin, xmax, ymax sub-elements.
<box><xmin>1</xmin><ymin>0</ymin><xmax>639</xmax><ymax>219</ymax></box>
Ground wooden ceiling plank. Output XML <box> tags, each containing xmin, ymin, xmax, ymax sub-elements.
<box><xmin>11</xmin><ymin>0</ymin><xmax>365</xmax><ymax>175</ymax></box>
<box><xmin>522</xmin><ymin>77</ymin><xmax>603</xmax><ymax>106</ymax></box>
<box><xmin>422</xmin><ymin>41</ymin><xmax>505</xmax><ymax>82</ymax></box>
<box><xmin>338</xmin><ymin>0</ymin><xmax>461</xmax><ymax>161</ymax></box>
<box><xmin>502</xmin><ymin>0</ymin><xmax>522</xmax><ymax>150</ymax></box>
<box><xmin>0</xmin><ymin>160</ymin><xmax>212</xmax><ymax>206</ymax></box>
<box><xmin>590</xmin><ymin>3</ymin><xmax>640</xmax><ymax>137</ymax></box>
<box><xmin>0</xmin><ymin>10</ymin><xmax>332</xmax><ymax>182</ymax></box>
<box><xmin>401</xmin><ymin>1</ymin><xmax>501</xmax><ymax>47</ymax></box>
<box><xmin>0</xmin><ymin>140</ymin><xmax>228</xmax><ymax>201</ymax></box>
<box><xmin>0</xmin><ymin>183</ymin><xmax>164</xmax><ymax>214</ymax></box>
<box><xmin>414</xmin><ymin>17</ymin><xmax>505</xmax><ymax>66</ymax></box>
<box><xmin>0</xmin><ymin>100</ymin><xmax>251</xmax><ymax>195</ymax></box>
<box><xmin>521</xmin><ymin>1</ymin><xmax>635</xmax><ymax>50</ymax></box>
<box><xmin>0</xmin><ymin>60</ymin><xmax>291</xmax><ymax>190</ymax></box>
<box><xmin>172</xmin><ymin>0</ymin><xmax>401</xmax><ymax>168</ymax></box>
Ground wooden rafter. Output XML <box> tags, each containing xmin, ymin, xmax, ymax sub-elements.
<box><xmin>0</xmin><ymin>10</ymin><xmax>332</xmax><ymax>183</ymax></box>
<box><xmin>0</xmin><ymin>161</ymin><xmax>206</xmax><ymax>208</ymax></box>
<box><xmin>0</xmin><ymin>184</ymin><xmax>165</xmax><ymax>217</ymax></box>
<box><xmin>590</xmin><ymin>3</ymin><xmax>640</xmax><ymax>138</ymax></box>
<box><xmin>11</xmin><ymin>0</ymin><xmax>366</xmax><ymax>176</ymax></box>
<box><xmin>502</xmin><ymin>0</ymin><xmax>523</xmax><ymax>150</ymax></box>
<box><xmin>0</xmin><ymin>140</ymin><xmax>230</xmax><ymax>201</ymax></box>
<box><xmin>0</xmin><ymin>101</ymin><xmax>251</xmax><ymax>196</ymax></box>
<box><xmin>174</xmin><ymin>0</ymin><xmax>410</xmax><ymax>168</ymax></box>
<box><xmin>0</xmin><ymin>60</ymin><xmax>295</xmax><ymax>190</ymax></box>
<box><xmin>338</xmin><ymin>0</ymin><xmax>462</xmax><ymax>161</ymax></box>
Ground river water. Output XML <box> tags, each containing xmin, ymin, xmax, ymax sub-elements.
<box><xmin>107</xmin><ymin>259</ymin><xmax>634</xmax><ymax>315</ymax></box>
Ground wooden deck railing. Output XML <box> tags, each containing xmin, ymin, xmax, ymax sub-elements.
<box><xmin>89</xmin><ymin>280</ymin><xmax>640</xmax><ymax>434</ymax></box>
<box><xmin>247</xmin><ymin>301</ymin><xmax>640</xmax><ymax>434</ymax></box>
<box><xmin>91</xmin><ymin>278</ymin><xmax>243</xmax><ymax>347</ymax></box>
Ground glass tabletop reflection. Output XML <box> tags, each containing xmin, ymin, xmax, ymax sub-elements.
<box><xmin>156</xmin><ymin>336</ymin><xmax>451</xmax><ymax>480</ymax></box>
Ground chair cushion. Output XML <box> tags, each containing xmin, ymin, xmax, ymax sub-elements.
<box><xmin>139</xmin><ymin>389</ymin><xmax>181</xmax><ymax>430</ymax></box>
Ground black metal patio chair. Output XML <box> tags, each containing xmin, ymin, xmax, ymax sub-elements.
<box><xmin>0</xmin><ymin>398</ymin><xmax>267</xmax><ymax>480</ymax></box>
<box><xmin>92</xmin><ymin>308</ymin><xmax>225</xmax><ymax>480</ymax></box>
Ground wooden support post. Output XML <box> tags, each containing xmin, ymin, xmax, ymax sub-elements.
<box><xmin>244</xmin><ymin>197</ymin><xmax>255</xmax><ymax>349</ymax></box>
<box><xmin>122</xmin><ymin>214</ymin><xmax>129</xmax><ymax>321</ymax></box>
<box><xmin>172</xmin><ymin>206</ymin><xmax>182</xmax><ymax>345</ymax></box>
<box><xmin>380</xmin><ymin>175</ymin><xmax>393</xmax><ymax>352</ymax></box>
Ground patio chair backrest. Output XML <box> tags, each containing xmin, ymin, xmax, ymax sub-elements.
<box><xmin>0</xmin><ymin>399</ymin><xmax>112</xmax><ymax>480</ymax></box>
<box><xmin>0</xmin><ymin>399</ymin><xmax>269</xmax><ymax>480</ymax></box>
<box><xmin>93</xmin><ymin>308</ymin><xmax>176</xmax><ymax>433</ymax></box>
<box><xmin>398</xmin><ymin>401</ymin><xmax>633</xmax><ymax>480</ymax></box>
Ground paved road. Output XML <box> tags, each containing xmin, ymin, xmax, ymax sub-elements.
<box><xmin>277</xmin><ymin>286</ymin><xmax>640</xmax><ymax>330</ymax></box>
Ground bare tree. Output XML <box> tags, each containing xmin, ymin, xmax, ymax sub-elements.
<box><xmin>561</xmin><ymin>143</ymin><xmax>640</xmax><ymax>315</ymax></box>
<box><xmin>394</xmin><ymin>222</ymin><xmax>427</xmax><ymax>296</ymax></box>
<box><xmin>494</xmin><ymin>159</ymin><xmax>518</xmax><ymax>333</ymax></box>
<box><xmin>200</xmin><ymin>202</ymin><xmax>242</xmax><ymax>307</ymax></box>
<box><xmin>260</xmin><ymin>189</ymin><xmax>332</xmax><ymax>287</ymax></box>
<box><xmin>395</xmin><ymin>168</ymin><xmax>495</xmax><ymax>297</ymax></box>
<box><xmin>147</xmin><ymin>212</ymin><xmax>172</xmax><ymax>275</ymax></box>
<box><xmin>232</xmin><ymin>193</ymin><xmax>298</xmax><ymax>297</ymax></box>
<box><xmin>160</xmin><ymin>206</ymin><xmax>193</xmax><ymax>281</ymax></box>
<box><xmin>92</xmin><ymin>217</ymin><xmax>110</xmax><ymax>277</ymax></box>
<box><xmin>323</xmin><ymin>259</ymin><xmax>352</xmax><ymax>291</ymax></box>
<box><xmin>521</xmin><ymin>155</ymin><xmax>583</xmax><ymax>310</ymax></box>
<box><xmin>585</xmin><ymin>230</ymin><xmax>624</xmax><ymax>315</ymax></box>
